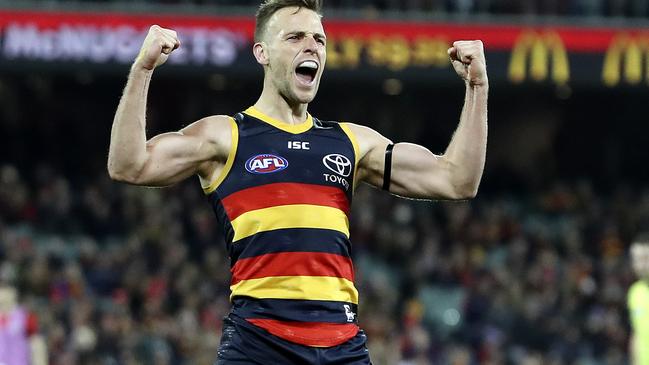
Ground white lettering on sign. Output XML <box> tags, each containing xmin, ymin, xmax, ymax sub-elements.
<box><xmin>2</xmin><ymin>23</ymin><xmax>246</xmax><ymax>66</ymax></box>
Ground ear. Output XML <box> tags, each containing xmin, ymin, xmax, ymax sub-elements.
<box><xmin>253</xmin><ymin>42</ymin><xmax>269</xmax><ymax>66</ymax></box>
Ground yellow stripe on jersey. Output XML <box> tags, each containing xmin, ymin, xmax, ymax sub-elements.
<box><xmin>231</xmin><ymin>276</ymin><xmax>359</xmax><ymax>304</ymax></box>
<box><xmin>244</xmin><ymin>106</ymin><xmax>313</xmax><ymax>135</ymax></box>
<box><xmin>230</xmin><ymin>204</ymin><xmax>349</xmax><ymax>242</ymax></box>
<box><xmin>203</xmin><ymin>117</ymin><xmax>239</xmax><ymax>194</ymax></box>
<box><xmin>339</xmin><ymin>123</ymin><xmax>360</xmax><ymax>193</ymax></box>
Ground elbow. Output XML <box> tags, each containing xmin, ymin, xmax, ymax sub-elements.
<box><xmin>107</xmin><ymin>168</ymin><xmax>131</xmax><ymax>184</ymax></box>
<box><xmin>452</xmin><ymin>187</ymin><xmax>478</xmax><ymax>200</ymax></box>
<box><xmin>441</xmin><ymin>160</ymin><xmax>481</xmax><ymax>200</ymax></box>
<box><xmin>462</xmin><ymin>186</ymin><xmax>479</xmax><ymax>199</ymax></box>
<box><xmin>107</xmin><ymin>166</ymin><xmax>132</xmax><ymax>184</ymax></box>
<box><xmin>450</xmin><ymin>181</ymin><xmax>480</xmax><ymax>200</ymax></box>
<box><xmin>107</xmin><ymin>159</ymin><xmax>143</xmax><ymax>184</ymax></box>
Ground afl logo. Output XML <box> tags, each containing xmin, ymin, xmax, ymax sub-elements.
<box><xmin>323</xmin><ymin>154</ymin><xmax>352</xmax><ymax>177</ymax></box>
<box><xmin>245</xmin><ymin>154</ymin><xmax>289</xmax><ymax>174</ymax></box>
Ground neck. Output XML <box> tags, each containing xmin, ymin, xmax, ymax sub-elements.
<box><xmin>254</xmin><ymin>84</ymin><xmax>309</xmax><ymax>125</ymax></box>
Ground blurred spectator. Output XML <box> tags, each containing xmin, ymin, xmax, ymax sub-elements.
<box><xmin>628</xmin><ymin>235</ymin><xmax>649</xmax><ymax>365</ymax></box>
<box><xmin>0</xmin><ymin>284</ymin><xmax>47</xmax><ymax>365</ymax></box>
<box><xmin>0</xmin><ymin>160</ymin><xmax>644</xmax><ymax>363</ymax></box>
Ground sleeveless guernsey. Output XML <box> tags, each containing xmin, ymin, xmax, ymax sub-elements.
<box><xmin>204</xmin><ymin>107</ymin><xmax>361</xmax><ymax>347</ymax></box>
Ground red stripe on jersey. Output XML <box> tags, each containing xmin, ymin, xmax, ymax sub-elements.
<box><xmin>231</xmin><ymin>252</ymin><xmax>354</xmax><ymax>285</ymax></box>
<box><xmin>221</xmin><ymin>183</ymin><xmax>350</xmax><ymax>220</ymax></box>
<box><xmin>246</xmin><ymin>319</ymin><xmax>359</xmax><ymax>347</ymax></box>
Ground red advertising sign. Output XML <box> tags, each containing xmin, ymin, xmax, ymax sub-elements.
<box><xmin>0</xmin><ymin>10</ymin><xmax>252</xmax><ymax>66</ymax></box>
<box><xmin>0</xmin><ymin>9</ymin><xmax>646</xmax><ymax>86</ymax></box>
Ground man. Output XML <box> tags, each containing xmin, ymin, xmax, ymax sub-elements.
<box><xmin>107</xmin><ymin>0</ymin><xmax>488</xmax><ymax>363</ymax></box>
<box><xmin>0</xmin><ymin>285</ymin><xmax>47</xmax><ymax>365</ymax></box>
<box><xmin>629</xmin><ymin>236</ymin><xmax>649</xmax><ymax>365</ymax></box>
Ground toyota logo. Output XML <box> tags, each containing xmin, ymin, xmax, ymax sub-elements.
<box><xmin>323</xmin><ymin>154</ymin><xmax>352</xmax><ymax>177</ymax></box>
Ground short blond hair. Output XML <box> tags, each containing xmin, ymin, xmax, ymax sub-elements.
<box><xmin>255</xmin><ymin>0</ymin><xmax>323</xmax><ymax>42</ymax></box>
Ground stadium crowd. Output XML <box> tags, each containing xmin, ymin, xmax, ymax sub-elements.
<box><xmin>25</xmin><ymin>0</ymin><xmax>649</xmax><ymax>17</ymax></box>
<box><xmin>0</xmin><ymin>160</ymin><xmax>643</xmax><ymax>364</ymax></box>
<box><xmin>0</xmin><ymin>14</ymin><xmax>645</xmax><ymax>358</ymax></box>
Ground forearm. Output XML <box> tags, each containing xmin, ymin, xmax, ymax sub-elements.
<box><xmin>442</xmin><ymin>82</ymin><xmax>488</xmax><ymax>197</ymax></box>
<box><xmin>107</xmin><ymin>65</ymin><xmax>153</xmax><ymax>181</ymax></box>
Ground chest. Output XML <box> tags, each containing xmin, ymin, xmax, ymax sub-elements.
<box><xmin>227</xmin><ymin>126</ymin><xmax>356</xmax><ymax>195</ymax></box>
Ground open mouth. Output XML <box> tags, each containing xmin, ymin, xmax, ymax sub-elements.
<box><xmin>295</xmin><ymin>60</ymin><xmax>318</xmax><ymax>85</ymax></box>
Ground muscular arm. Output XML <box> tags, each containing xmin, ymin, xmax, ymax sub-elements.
<box><xmin>351</xmin><ymin>40</ymin><xmax>488</xmax><ymax>200</ymax></box>
<box><xmin>107</xmin><ymin>25</ymin><xmax>230</xmax><ymax>187</ymax></box>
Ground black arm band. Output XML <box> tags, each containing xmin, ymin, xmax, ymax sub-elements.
<box><xmin>382</xmin><ymin>144</ymin><xmax>395</xmax><ymax>191</ymax></box>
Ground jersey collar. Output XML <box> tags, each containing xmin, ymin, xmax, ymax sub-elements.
<box><xmin>244</xmin><ymin>106</ymin><xmax>313</xmax><ymax>134</ymax></box>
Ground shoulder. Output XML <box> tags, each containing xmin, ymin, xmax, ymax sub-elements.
<box><xmin>340</xmin><ymin>122</ymin><xmax>380</xmax><ymax>139</ymax></box>
<box><xmin>181</xmin><ymin>115</ymin><xmax>233</xmax><ymax>138</ymax></box>
<box><xmin>182</xmin><ymin>115</ymin><xmax>234</xmax><ymax>151</ymax></box>
<box><xmin>144</xmin><ymin>114</ymin><xmax>235</xmax><ymax>161</ymax></box>
<box><xmin>339</xmin><ymin>122</ymin><xmax>392</xmax><ymax>159</ymax></box>
<box><xmin>340</xmin><ymin>122</ymin><xmax>391</xmax><ymax>145</ymax></box>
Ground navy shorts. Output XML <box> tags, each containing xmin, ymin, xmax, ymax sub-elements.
<box><xmin>215</xmin><ymin>314</ymin><xmax>372</xmax><ymax>365</ymax></box>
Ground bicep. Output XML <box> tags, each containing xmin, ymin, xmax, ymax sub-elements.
<box><xmin>136</xmin><ymin>131</ymin><xmax>215</xmax><ymax>186</ymax></box>
<box><xmin>351</xmin><ymin>123</ymin><xmax>457</xmax><ymax>200</ymax></box>
<box><xmin>352</xmin><ymin>124</ymin><xmax>392</xmax><ymax>187</ymax></box>
<box><xmin>389</xmin><ymin>143</ymin><xmax>457</xmax><ymax>199</ymax></box>
<box><xmin>133</xmin><ymin>117</ymin><xmax>228</xmax><ymax>186</ymax></box>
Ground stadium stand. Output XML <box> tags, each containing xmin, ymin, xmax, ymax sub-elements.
<box><xmin>5</xmin><ymin>0</ymin><xmax>649</xmax><ymax>16</ymax></box>
<box><xmin>1</xmin><ymin>1</ymin><xmax>648</xmax><ymax>363</ymax></box>
<box><xmin>1</xmin><ymin>69</ymin><xmax>646</xmax><ymax>363</ymax></box>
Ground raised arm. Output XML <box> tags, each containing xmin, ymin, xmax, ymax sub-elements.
<box><xmin>349</xmin><ymin>40</ymin><xmax>488</xmax><ymax>200</ymax></box>
<box><xmin>107</xmin><ymin>25</ymin><xmax>230</xmax><ymax>187</ymax></box>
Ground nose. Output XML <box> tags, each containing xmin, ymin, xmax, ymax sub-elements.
<box><xmin>303</xmin><ymin>35</ymin><xmax>319</xmax><ymax>53</ymax></box>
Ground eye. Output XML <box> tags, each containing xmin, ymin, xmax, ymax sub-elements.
<box><xmin>316</xmin><ymin>38</ymin><xmax>326</xmax><ymax>45</ymax></box>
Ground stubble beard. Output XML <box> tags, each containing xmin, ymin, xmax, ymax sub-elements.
<box><xmin>275</xmin><ymin>71</ymin><xmax>317</xmax><ymax>106</ymax></box>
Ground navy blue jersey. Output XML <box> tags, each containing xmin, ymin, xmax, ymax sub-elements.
<box><xmin>204</xmin><ymin>107</ymin><xmax>361</xmax><ymax>347</ymax></box>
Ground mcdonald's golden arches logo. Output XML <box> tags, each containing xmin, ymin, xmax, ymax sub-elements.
<box><xmin>508</xmin><ymin>31</ymin><xmax>570</xmax><ymax>85</ymax></box>
<box><xmin>602</xmin><ymin>34</ymin><xmax>649</xmax><ymax>87</ymax></box>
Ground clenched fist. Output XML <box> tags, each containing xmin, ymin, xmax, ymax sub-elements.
<box><xmin>448</xmin><ymin>40</ymin><xmax>488</xmax><ymax>87</ymax></box>
<box><xmin>134</xmin><ymin>25</ymin><xmax>181</xmax><ymax>71</ymax></box>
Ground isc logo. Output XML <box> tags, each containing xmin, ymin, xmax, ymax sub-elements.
<box><xmin>288</xmin><ymin>141</ymin><xmax>310</xmax><ymax>150</ymax></box>
<box><xmin>245</xmin><ymin>154</ymin><xmax>289</xmax><ymax>174</ymax></box>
